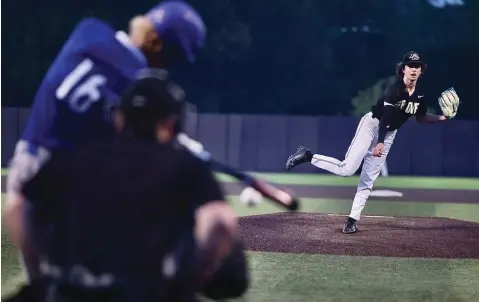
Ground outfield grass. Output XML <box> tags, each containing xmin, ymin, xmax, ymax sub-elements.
<box><xmin>4</xmin><ymin>169</ymin><xmax>479</xmax><ymax>189</ymax></box>
<box><xmin>2</xmin><ymin>174</ymin><xmax>479</xmax><ymax>301</ymax></box>
<box><xmin>1</xmin><ymin>219</ymin><xmax>25</xmax><ymax>295</ymax></box>
<box><xmin>216</xmin><ymin>172</ymin><xmax>479</xmax><ymax>190</ymax></box>
<box><xmin>245</xmin><ymin>252</ymin><xmax>479</xmax><ymax>302</ymax></box>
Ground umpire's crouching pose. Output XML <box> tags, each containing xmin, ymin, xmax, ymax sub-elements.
<box><xmin>3</xmin><ymin>69</ymin><xmax>248</xmax><ymax>302</ymax></box>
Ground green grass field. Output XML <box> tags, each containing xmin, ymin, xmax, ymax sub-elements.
<box><xmin>2</xmin><ymin>172</ymin><xmax>479</xmax><ymax>301</ymax></box>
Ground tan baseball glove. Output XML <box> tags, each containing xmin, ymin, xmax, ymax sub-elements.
<box><xmin>438</xmin><ymin>87</ymin><xmax>460</xmax><ymax>119</ymax></box>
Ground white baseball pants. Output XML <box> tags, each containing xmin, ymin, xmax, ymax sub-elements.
<box><xmin>310</xmin><ymin>112</ymin><xmax>397</xmax><ymax>220</ymax></box>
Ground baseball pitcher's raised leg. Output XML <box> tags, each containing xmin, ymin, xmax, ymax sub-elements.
<box><xmin>310</xmin><ymin>113</ymin><xmax>376</xmax><ymax>176</ymax></box>
<box><xmin>348</xmin><ymin>131</ymin><xmax>396</xmax><ymax>222</ymax></box>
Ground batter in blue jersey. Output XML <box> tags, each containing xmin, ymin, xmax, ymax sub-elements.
<box><xmin>7</xmin><ymin>1</ymin><xmax>205</xmax><ymax>194</ymax></box>
<box><xmin>5</xmin><ymin>0</ymin><xmax>206</xmax><ymax>280</ymax></box>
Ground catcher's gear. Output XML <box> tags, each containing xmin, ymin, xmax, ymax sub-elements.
<box><xmin>438</xmin><ymin>87</ymin><xmax>460</xmax><ymax>119</ymax></box>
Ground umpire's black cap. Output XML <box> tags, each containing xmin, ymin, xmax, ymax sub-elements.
<box><xmin>119</xmin><ymin>68</ymin><xmax>186</xmax><ymax>137</ymax></box>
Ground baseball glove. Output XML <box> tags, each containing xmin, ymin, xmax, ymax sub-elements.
<box><xmin>438</xmin><ymin>87</ymin><xmax>460</xmax><ymax>119</ymax></box>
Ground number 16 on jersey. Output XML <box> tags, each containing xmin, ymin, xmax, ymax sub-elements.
<box><xmin>56</xmin><ymin>59</ymin><xmax>108</xmax><ymax>113</ymax></box>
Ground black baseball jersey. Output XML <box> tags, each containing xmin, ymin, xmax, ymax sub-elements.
<box><xmin>371</xmin><ymin>76</ymin><xmax>428</xmax><ymax>143</ymax></box>
<box><xmin>21</xmin><ymin>137</ymin><xmax>224</xmax><ymax>300</ymax></box>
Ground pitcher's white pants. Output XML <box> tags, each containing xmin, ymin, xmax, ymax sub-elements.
<box><xmin>310</xmin><ymin>112</ymin><xmax>396</xmax><ymax>220</ymax></box>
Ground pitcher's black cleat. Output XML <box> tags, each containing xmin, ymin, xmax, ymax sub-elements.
<box><xmin>285</xmin><ymin>146</ymin><xmax>313</xmax><ymax>171</ymax></box>
<box><xmin>342</xmin><ymin>217</ymin><xmax>358</xmax><ymax>234</ymax></box>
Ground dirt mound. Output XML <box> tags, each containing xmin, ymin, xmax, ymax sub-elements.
<box><xmin>238</xmin><ymin>213</ymin><xmax>479</xmax><ymax>259</ymax></box>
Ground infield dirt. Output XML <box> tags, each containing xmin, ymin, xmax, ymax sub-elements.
<box><xmin>225</xmin><ymin>181</ymin><xmax>479</xmax><ymax>259</ymax></box>
<box><xmin>239</xmin><ymin>212</ymin><xmax>479</xmax><ymax>259</ymax></box>
<box><xmin>3</xmin><ymin>175</ymin><xmax>478</xmax><ymax>258</ymax></box>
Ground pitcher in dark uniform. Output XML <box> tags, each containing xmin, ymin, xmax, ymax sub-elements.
<box><xmin>285</xmin><ymin>51</ymin><xmax>460</xmax><ymax>234</ymax></box>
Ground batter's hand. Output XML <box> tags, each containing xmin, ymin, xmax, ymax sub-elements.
<box><xmin>372</xmin><ymin>143</ymin><xmax>384</xmax><ymax>157</ymax></box>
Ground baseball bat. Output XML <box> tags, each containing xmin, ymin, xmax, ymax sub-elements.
<box><xmin>177</xmin><ymin>134</ymin><xmax>299</xmax><ymax>211</ymax></box>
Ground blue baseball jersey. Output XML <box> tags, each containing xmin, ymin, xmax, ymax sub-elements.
<box><xmin>22</xmin><ymin>18</ymin><xmax>147</xmax><ymax>151</ymax></box>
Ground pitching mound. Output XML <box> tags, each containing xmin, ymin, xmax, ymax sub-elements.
<box><xmin>238</xmin><ymin>213</ymin><xmax>479</xmax><ymax>259</ymax></box>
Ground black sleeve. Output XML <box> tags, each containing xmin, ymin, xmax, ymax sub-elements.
<box><xmin>21</xmin><ymin>157</ymin><xmax>63</xmax><ymax>205</ymax></box>
<box><xmin>377</xmin><ymin>85</ymin><xmax>396</xmax><ymax>144</ymax></box>
<box><xmin>415</xmin><ymin>100</ymin><xmax>427</xmax><ymax>118</ymax></box>
<box><xmin>189</xmin><ymin>157</ymin><xmax>225</xmax><ymax>207</ymax></box>
<box><xmin>377</xmin><ymin>105</ymin><xmax>395</xmax><ymax>144</ymax></box>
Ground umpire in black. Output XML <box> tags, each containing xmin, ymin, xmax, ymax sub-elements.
<box><xmin>3</xmin><ymin>69</ymin><xmax>247</xmax><ymax>302</ymax></box>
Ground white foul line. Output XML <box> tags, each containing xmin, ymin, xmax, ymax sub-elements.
<box><xmin>327</xmin><ymin>214</ymin><xmax>395</xmax><ymax>219</ymax></box>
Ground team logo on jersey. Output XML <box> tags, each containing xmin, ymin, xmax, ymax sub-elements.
<box><xmin>396</xmin><ymin>100</ymin><xmax>420</xmax><ymax>114</ymax></box>
<box><xmin>409</xmin><ymin>53</ymin><xmax>420</xmax><ymax>60</ymax></box>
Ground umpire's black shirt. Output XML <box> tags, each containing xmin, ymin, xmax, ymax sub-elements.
<box><xmin>371</xmin><ymin>76</ymin><xmax>428</xmax><ymax>143</ymax></box>
<box><xmin>21</xmin><ymin>137</ymin><xmax>224</xmax><ymax>300</ymax></box>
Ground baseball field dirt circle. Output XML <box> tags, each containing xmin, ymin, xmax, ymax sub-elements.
<box><xmin>238</xmin><ymin>213</ymin><xmax>479</xmax><ymax>259</ymax></box>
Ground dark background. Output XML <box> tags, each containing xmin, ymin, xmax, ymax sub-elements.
<box><xmin>2</xmin><ymin>0</ymin><xmax>479</xmax><ymax>175</ymax></box>
<box><xmin>3</xmin><ymin>0</ymin><xmax>478</xmax><ymax>117</ymax></box>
